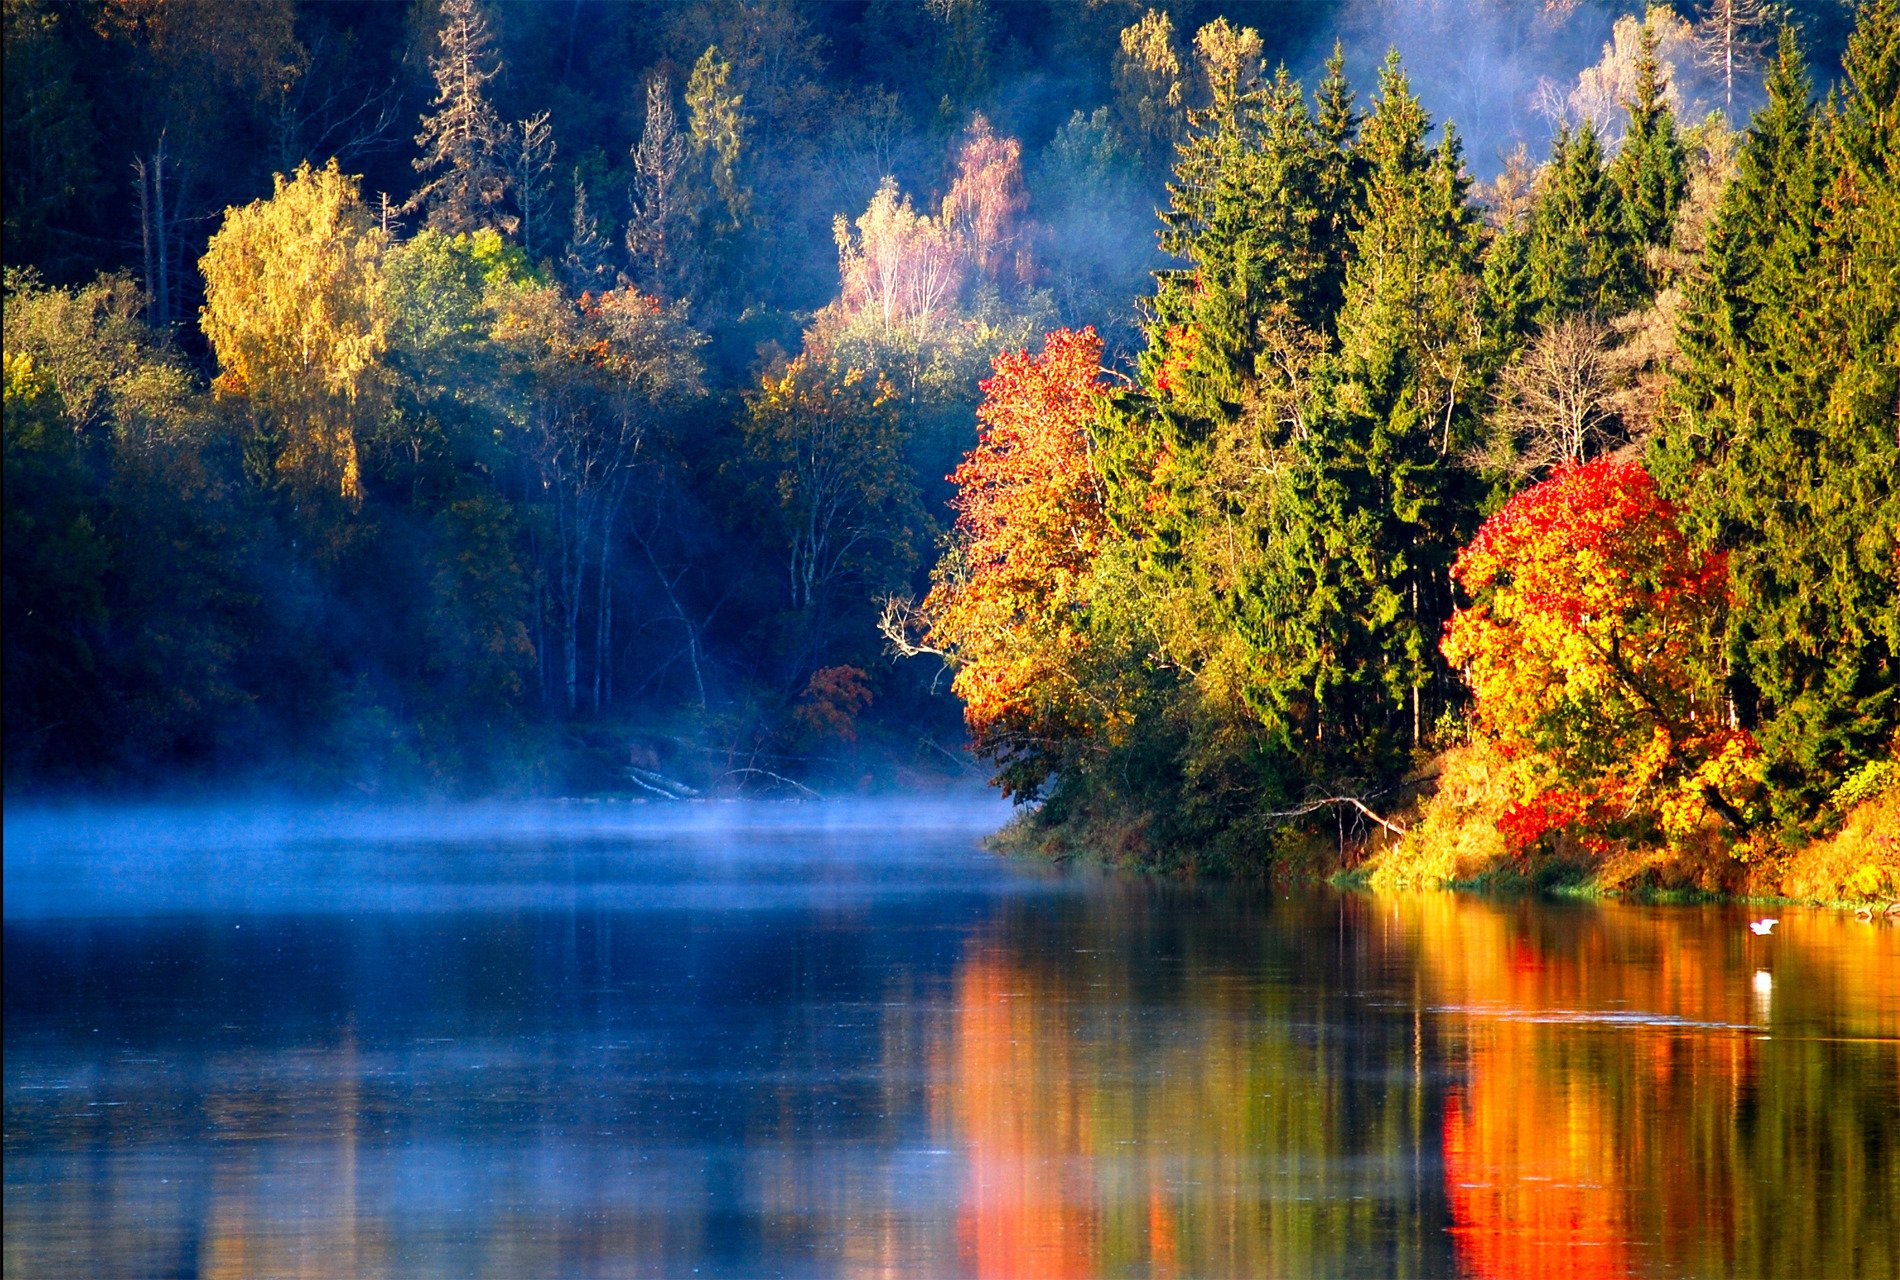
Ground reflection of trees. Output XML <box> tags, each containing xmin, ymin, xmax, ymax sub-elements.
<box><xmin>932</xmin><ymin>893</ymin><xmax>1445</xmax><ymax>1279</ymax></box>
<box><xmin>1393</xmin><ymin>895</ymin><xmax>1900</xmax><ymax>1280</ymax></box>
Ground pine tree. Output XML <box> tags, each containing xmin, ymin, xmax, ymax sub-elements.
<box><xmin>560</xmin><ymin>172</ymin><xmax>616</xmax><ymax>295</ymax></box>
<box><xmin>686</xmin><ymin>46</ymin><xmax>750</xmax><ymax>234</ymax></box>
<box><xmin>1613</xmin><ymin>22</ymin><xmax>1687</xmax><ymax>278</ymax></box>
<box><xmin>509</xmin><ymin>111</ymin><xmax>557</xmax><ymax>263</ymax></box>
<box><xmin>410</xmin><ymin>0</ymin><xmax>512</xmax><ymax>236</ymax></box>
<box><xmin>1526</xmin><ymin>122</ymin><xmax>1643</xmax><ymax>323</ymax></box>
<box><xmin>625</xmin><ymin>74</ymin><xmax>699</xmax><ymax>303</ymax></box>
<box><xmin>1251</xmin><ymin>53</ymin><xmax>1485</xmax><ymax>763</ymax></box>
<box><xmin>1655</xmin><ymin>10</ymin><xmax>1899</xmax><ymax>826</ymax></box>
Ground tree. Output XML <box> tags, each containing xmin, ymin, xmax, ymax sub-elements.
<box><xmin>1443</xmin><ymin>458</ymin><xmax>1758</xmax><ymax>853</ymax></box>
<box><xmin>410</xmin><ymin>0</ymin><xmax>512</xmax><ymax>235</ymax></box>
<box><xmin>1113</xmin><ymin>9</ymin><xmax>1185</xmax><ymax>173</ymax></box>
<box><xmin>3</xmin><ymin>348</ymin><xmax>109</xmax><ymax>778</ymax></box>
<box><xmin>1614</xmin><ymin>21</ymin><xmax>1689</xmax><ymax>273</ymax></box>
<box><xmin>2</xmin><ymin>1</ymin><xmax>102</xmax><ymax>279</ymax></box>
<box><xmin>497</xmin><ymin>283</ymin><xmax>704</xmax><ymax>714</ymax></box>
<box><xmin>625</xmin><ymin>74</ymin><xmax>699</xmax><ymax>302</ymax></box>
<box><xmin>199</xmin><ymin>161</ymin><xmax>387</xmax><ymax>505</ymax></box>
<box><xmin>909</xmin><ymin>329</ymin><xmax>1111</xmax><ymax>796</ymax></box>
<box><xmin>832</xmin><ymin>177</ymin><xmax>966</xmax><ymax>345</ymax></box>
<box><xmin>1478</xmin><ymin>313</ymin><xmax>1621</xmax><ymax>483</ymax></box>
<box><xmin>560</xmin><ymin>173</ymin><xmax>617</xmax><ymax>295</ymax></box>
<box><xmin>1527</xmin><ymin>122</ymin><xmax>1644</xmax><ymax>323</ymax></box>
<box><xmin>508</xmin><ymin>111</ymin><xmax>558</xmax><ymax>263</ymax></box>
<box><xmin>686</xmin><ymin>46</ymin><xmax>751</xmax><ymax>234</ymax></box>
<box><xmin>99</xmin><ymin>0</ymin><xmax>301</xmax><ymax>325</ymax></box>
<box><xmin>1695</xmin><ymin>0</ymin><xmax>1777</xmax><ymax>110</ymax></box>
<box><xmin>1262</xmin><ymin>53</ymin><xmax>1483</xmax><ymax>758</ymax></box>
<box><xmin>941</xmin><ymin>116</ymin><xmax>1030</xmax><ymax>287</ymax></box>
<box><xmin>1656</xmin><ymin>7</ymin><xmax>1900</xmax><ymax>826</ymax></box>
<box><xmin>743</xmin><ymin>353</ymin><xmax>921</xmax><ymax>619</ymax></box>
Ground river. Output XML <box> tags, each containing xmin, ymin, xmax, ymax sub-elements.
<box><xmin>4</xmin><ymin>800</ymin><xmax>1896</xmax><ymax>1278</ymax></box>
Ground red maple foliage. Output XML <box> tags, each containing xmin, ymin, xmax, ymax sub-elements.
<box><xmin>1444</xmin><ymin>458</ymin><xmax>1760</xmax><ymax>853</ymax></box>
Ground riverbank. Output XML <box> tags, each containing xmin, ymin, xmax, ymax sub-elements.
<box><xmin>991</xmin><ymin>755</ymin><xmax>1900</xmax><ymax>911</ymax></box>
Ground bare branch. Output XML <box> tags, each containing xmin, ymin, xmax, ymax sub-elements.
<box><xmin>1266</xmin><ymin>794</ymin><xmax>1410</xmax><ymax>838</ymax></box>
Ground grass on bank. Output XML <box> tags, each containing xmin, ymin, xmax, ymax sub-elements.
<box><xmin>1356</xmin><ymin>744</ymin><xmax>1900</xmax><ymax>907</ymax></box>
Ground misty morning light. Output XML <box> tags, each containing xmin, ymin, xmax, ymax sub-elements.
<box><xmin>4</xmin><ymin>1</ymin><xmax>1896</xmax><ymax>1276</ymax></box>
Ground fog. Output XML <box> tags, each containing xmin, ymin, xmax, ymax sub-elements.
<box><xmin>1</xmin><ymin>796</ymin><xmax>1016</xmax><ymax>921</ymax></box>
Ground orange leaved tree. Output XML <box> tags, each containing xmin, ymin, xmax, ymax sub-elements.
<box><xmin>1442</xmin><ymin>458</ymin><xmax>1760</xmax><ymax>854</ymax></box>
<box><xmin>912</xmin><ymin>328</ymin><xmax>1115</xmax><ymax>796</ymax></box>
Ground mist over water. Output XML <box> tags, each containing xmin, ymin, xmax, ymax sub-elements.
<box><xmin>1</xmin><ymin>796</ymin><xmax>1012</xmax><ymax>920</ymax></box>
<box><xmin>8</xmin><ymin>805</ymin><xmax>1896</xmax><ymax>1278</ymax></box>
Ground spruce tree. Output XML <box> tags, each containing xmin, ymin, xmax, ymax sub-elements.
<box><xmin>1614</xmin><ymin>22</ymin><xmax>1688</xmax><ymax>277</ymax></box>
<box><xmin>410</xmin><ymin>0</ymin><xmax>512</xmax><ymax>236</ymax></box>
<box><xmin>1235</xmin><ymin>53</ymin><xmax>1485</xmax><ymax>771</ymax></box>
<box><xmin>1309</xmin><ymin>43</ymin><xmax>1363</xmax><ymax>323</ymax></box>
<box><xmin>1655</xmin><ymin>12</ymin><xmax>1899</xmax><ymax>826</ymax></box>
<box><xmin>1527</xmin><ymin>122</ymin><xmax>1643</xmax><ymax>323</ymax></box>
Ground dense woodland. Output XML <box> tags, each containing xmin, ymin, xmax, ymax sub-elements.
<box><xmin>4</xmin><ymin>0</ymin><xmax>1895</xmax><ymax>887</ymax></box>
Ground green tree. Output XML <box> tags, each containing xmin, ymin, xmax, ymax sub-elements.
<box><xmin>1614</xmin><ymin>21</ymin><xmax>1689</xmax><ymax>279</ymax></box>
<box><xmin>2</xmin><ymin>1</ymin><xmax>102</xmax><ymax>279</ymax></box>
<box><xmin>687</xmin><ymin>46</ymin><xmax>751</xmax><ymax>234</ymax></box>
<box><xmin>1527</xmin><ymin>122</ymin><xmax>1644</xmax><ymax>323</ymax></box>
<box><xmin>1656</xmin><ymin>9</ymin><xmax>1900</xmax><ymax>826</ymax></box>
<box><xmin>1253</xmin><ymin>52</ymin><xmax>1486</xmax><ymax>766</ymax></box>
<box><xmin>2</xmin><ymin>350</ymin><xmax>109</xmax><ymax>778</ymax></box>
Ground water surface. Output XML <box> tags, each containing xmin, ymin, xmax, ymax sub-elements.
<box><xmin>6</xmin><ymin>801</ymin><xmax>1897</xmax><ymax>1278</ymax></box>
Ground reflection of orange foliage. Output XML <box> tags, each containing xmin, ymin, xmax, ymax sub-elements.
<box><xmin>950</xmin><ymin>952</ymin><xmax>1099</xmax><ymax>1279</ymax></box>
<box><xmin>1443</xmin><ymin>1062</ymin><xmax>1630</xmax><ymax>1280</ymax></box>
<box><xmin>1393</xmin><ymin>891</ymin><xmax>1900</xmax><ymax>1278</ymax></box>
<box><xmin>1147</xmin><ymin>1186</ymin><xmax>1178</xmax><ymax>1280</ymax></box>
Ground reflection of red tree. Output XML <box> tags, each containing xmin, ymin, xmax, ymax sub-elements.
<box><xmin>1442</xmin><ymin>1060</ymin><xmax>1631</xmax><ymax>1280</ymax></box>
<box><xmin>950</xmin><ymin>953</ymin><xmax>1099</xmax><ymax>1279</ymax></box>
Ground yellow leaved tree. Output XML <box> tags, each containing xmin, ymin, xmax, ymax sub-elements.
<box><xmin>200</xmin><ymin>160</ymin><xmax>387</xmax><ymax>504</ymax></box>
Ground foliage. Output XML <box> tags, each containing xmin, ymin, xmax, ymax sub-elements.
<box><xmin>744</xmin><ymin>353</ymin><xmax>921</xmax><ymax>618</ymax></box>
<box><xmin>1444</xmin><ymin>458</ymin><xmax>1760</xmax><ymax>854</ymax></box>
<box><xmin>794</xmin><ymin>664</ymin><xmax>873</xmax><ymax>742</ymax></box>
<box><xmin>916</xmin><ymin>328</ymin><xmax>1114</xmax><ymax>796</ymax></box>
<box><xmin>1654</xmin><ymin>10</ymin><xmax>1900</xmax><ymax>828</ymax></box>
<box><xmin>199</xmin><ymin>161</ymin><xmax>388</xmax><ymax>504</ymax></box>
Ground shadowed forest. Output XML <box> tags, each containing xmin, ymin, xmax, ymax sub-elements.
<box><xmin>4</xmin><ymin>0</ymin><xmax>1895</xmax><ymax>896</ymax></box>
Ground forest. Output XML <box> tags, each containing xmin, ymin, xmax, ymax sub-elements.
<box><xmin>3</xmin><ymin>0</ymin><xmax>1895</xmax><ymax>896</ymax></box>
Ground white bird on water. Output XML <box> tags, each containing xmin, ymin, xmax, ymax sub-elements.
<box><xmin>1749</xmin><ymin>918</ymin><xmax>1779</xmax><ymax>935</ymax></box>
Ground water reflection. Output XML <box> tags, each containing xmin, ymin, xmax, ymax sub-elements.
<box><xmin>5</xmin><ymin>815</ymin><xmax>1896</xmax><ymax>1278</ymax></box>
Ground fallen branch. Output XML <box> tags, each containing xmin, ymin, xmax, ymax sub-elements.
<box><xmin>718</xmin><ymin>768</ymin><xmax>823</xmax><ymax>800</ymax></box>
<box><xmin>627</xmin><ymin>766</ymin><xmax>699</xmax><ymax>799</ymax></box>
<box><xmin>1267</xmin><ymin>795</ymin><xmax>1410</xmax><ymax>839</ymax></box>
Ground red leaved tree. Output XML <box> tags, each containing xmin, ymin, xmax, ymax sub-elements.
<box><xmin>899</xmin><ymin>328</ymin><xmax>1116</xmax><ymax>796</ymax></box>
<box><xmin>1442</xmin><ymin>458</ymin><xmax>1760</xmax><ymax>854</ymax></box>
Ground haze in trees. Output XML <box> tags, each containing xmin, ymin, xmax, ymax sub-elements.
<box><xmin>2</xmin><ymin>0</ymin><xmax>1890</xmax><ymax>875</ymax></box>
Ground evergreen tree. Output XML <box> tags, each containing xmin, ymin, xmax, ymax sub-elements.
<box><xmin>1527</xmin><ymin>122</ymin><xmax>1644</xmax><ymax>323</ymax></box>
<box><xmin>410</xmin><ymin>0</ymin><xmax>512</xmax><ymax>236</ymax></box>
<box><xmin>508</xmin><ymin>112</ymin><xmax>558</xmax><ymax>264</ymax></box>
<box><xmin>1309</xmin><ymin>43</ymin><xmax>1363</xmax><ymax>319</ymax></box>
<box><xmin>1246</xmin><ymin>54</ymin><xmax>1485</xmax><ymax>765</ymax></box>
<box><xmin>1655</xmin><ymin>11</ymin><xmax>1899</xmax><ymax>826</ymax></box>
<box><xmin>1614</xmin><ymin>22</ymin><xmax>1688</xmax><ymax>277</ymax></box>
<box><xmin>625</xmin><ymin>74</ymin><xmax>700</xmax><ymax>303</ymax></box>
<box><xmin>686</xmin><ymin>46</ymin><xmax>750</xmax><ymax>234</ymax></box>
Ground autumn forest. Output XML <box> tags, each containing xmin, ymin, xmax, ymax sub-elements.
<box><xmin>4</xmin><ymin>0</ymin><xmax>1895</xmax><ymax>898</ymax></box>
